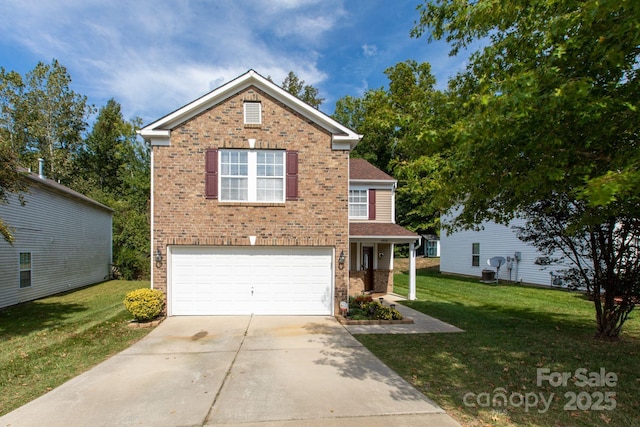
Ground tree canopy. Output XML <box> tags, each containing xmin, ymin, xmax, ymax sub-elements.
<box><xmin>0</xmin><ymin>142</ymin><xmax>26</xmax><ymax>243</ymax></box>
<box><xmin>74</xmin><ymin>99</ymin><xmax>150</xmax><ymax>280</ymax></box>
<box><xmin>0</xmin><ymin>60</ymin><xmax>93</xmax><ymax>185</ymax></box>
<box><xmin>412</xmin><ymin>0</ymin><xmax>640</xmax><ymax>337</ymax></box>
<box><xmin>281</xmin><ymin>71</ymin><xmax>325</xmax><ymax>108</ymax></box>
<box><xmin>412</xmin><ymin>0</ymin><xmax>640</xmax><ymax>223</ymax></box>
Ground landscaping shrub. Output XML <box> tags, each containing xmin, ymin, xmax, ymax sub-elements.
<box><xmin>123</xmin><ymin>288</ymin><xmax>164</xmax><ymax>321</ymax></box>
<box><xmin>363</xmin><ymin>301</ymin><xmax>404</xmax><ymax>321</ymax></box>
<box><xmin>346</xmin><ymin>296</ymin><xmax>403</xmax><ymax>320</ymax></box>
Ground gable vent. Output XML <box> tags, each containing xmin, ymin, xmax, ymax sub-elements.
<box><xmin>244</xmin><ymin>102</ymin><xmax>262</xmax><ymax>125</ymax></box>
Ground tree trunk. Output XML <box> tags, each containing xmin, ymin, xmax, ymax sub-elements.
<box><xmin>594</xmin><ymin>289</ymin><xmax>635</xmax><ymax>339</ymax></box>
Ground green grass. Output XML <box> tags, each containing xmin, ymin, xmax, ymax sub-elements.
<box><xmin>356</xmin><ymin>268</ymin><xmax>640</xmax><ymax>427</ymax></box>
<box><xmin>0</xmin><ymin>280</ymin><xmax>154</xmax><ymax>416</ymax></box>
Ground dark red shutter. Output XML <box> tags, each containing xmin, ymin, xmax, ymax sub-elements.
<box><xmin>205</xmin><ymin>149</ymin><xmax>218</xmax><ymax>199</ymax></box>
<box><xmin>286</xmin><ymin>151</ymin><xmax>299</xmax><ymax>201</ymax></box>
<box><xmin>368</xmin><ymin>189</ymin><xmax>376</xmax><ymax>220</ymax></box>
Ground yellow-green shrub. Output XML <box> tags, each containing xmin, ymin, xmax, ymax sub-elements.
<box><xmin>123</xmin><ymin>288</ymin><xmax>165</xmax><ymax>321</ymax></box>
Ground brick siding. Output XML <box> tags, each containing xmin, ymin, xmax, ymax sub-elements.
<box><xmin>152</xmin><ymin>86</ymin><xmax>350</xmax><ymax>312</ymax></box>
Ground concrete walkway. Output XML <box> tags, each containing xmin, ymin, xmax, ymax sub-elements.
<box><xmin>0</xmin><ymin>315</ymin><xmax>461</xmax><ymax>427</ymax></box>
<box><xmin>342</xmin><ymin>294</ymin><xmax>465</xmax><ymax>335</ymax></box>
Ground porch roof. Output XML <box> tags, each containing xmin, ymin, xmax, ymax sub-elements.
<box><xmin>349</xmin><ymin>222</ymin><xmax>420</xmax><ymax>243</ymax></box>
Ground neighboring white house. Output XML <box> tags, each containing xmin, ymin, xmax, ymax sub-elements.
<box><xmin>0</xmin><ymin>167</ymin><xmax>113</xmax><ymax>309</ymax></box>
<box><xmin>440</xmin><ymin>217</ymin><xmax>569</xmax><ymax>287</ymax></box>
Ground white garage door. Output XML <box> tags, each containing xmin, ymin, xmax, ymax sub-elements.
<box><xmin>169</xmin><ymin>246</ymin><xmax>333</xmax><ymax>315</ymax></box>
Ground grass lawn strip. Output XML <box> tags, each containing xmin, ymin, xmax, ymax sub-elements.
<box><xmin>355</xmin><ymin>265</ymin><xmax>639</xmax><ymax>427</ymax></box>
<box><xmin>0</xmin><ymin>280</ymin><xmax>154</xmax><ymax>416</ymax></box>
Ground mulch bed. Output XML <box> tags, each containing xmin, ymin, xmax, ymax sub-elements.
<box><xmin>127</xmin><ymin>317</ymin><xmax>165</xmax><ymax>328</ymax></box>
<box><xmin>336</xmin><ymin>316</ymin><xmax>413</xmax><ymax>325</ymax></box>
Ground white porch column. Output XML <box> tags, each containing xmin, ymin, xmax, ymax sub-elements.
<box><xmin>409</xmin><ymin>241</ymin><xmax>417</xmax><ymax>300</ymax></box>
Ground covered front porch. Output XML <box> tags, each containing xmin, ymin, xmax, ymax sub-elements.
<box><xmin>348</xmin><ymin>223</ymin><xmax>421</xmax><ymax>300</ymax></box>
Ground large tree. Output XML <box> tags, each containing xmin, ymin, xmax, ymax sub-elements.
<box><xmin>413</xmin><ymin>0</ymin><xmax>640</xmax><ymax>337</ymax></box>
<box><xmin>74</xmin><ymin>99</ymin><xmax>150</xmax><ymax>280</ymax></box>
<box><xmin>0</xmin><ymin>60</ymin><xmax>92</xmax><ymax>184</ymax></box>
<box><xmin>0</xmin><ymin>70</ymin><xmax>28</xmax><ymax>243</ymax></box>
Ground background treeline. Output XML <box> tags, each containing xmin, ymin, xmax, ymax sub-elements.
<box><xmin>1</xmin><ymin>60</ymin><xmax>150</xmax><ymax>279</ymax></box>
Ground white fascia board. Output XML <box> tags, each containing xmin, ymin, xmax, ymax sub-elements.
<box><xmin>332</xmin><ymin>134</ymin><xmax>362</xmax><ymax>151</ymax></box>
<box><xmin>350</xmin><ymin>236</ymin><xmax>421</xmax><ymax>244</ymax></box>
<box><xmin>137</xmin><ymin>129</ymin><xmax>170</xmax><ymax>146</ymax></box>
<box><xmin>139</xmin><ymin>70</ymin><xmax>361</xmax><ymax>148</ymax></box>
<box><xmin>349</xmin><ymin>179</ymin><xmax>397</xmax><ymax>187</ymax></box>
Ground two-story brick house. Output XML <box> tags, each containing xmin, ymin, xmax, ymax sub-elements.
<box><xmin>140</xmin><ymin>70</ymin><xmax>419</xmax><ymax>316</ymax></box>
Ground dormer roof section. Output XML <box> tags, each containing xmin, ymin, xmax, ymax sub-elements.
<box><xmin>139</xmin><ymin>69</ymin><xmax>362</xmax><ymax>150</ymax></box>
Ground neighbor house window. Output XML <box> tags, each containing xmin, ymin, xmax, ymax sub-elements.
<box><xmin>220</xmin><ymin>150</ymin><xmax>284</xmax><ymax>202</ymax></box>
<box><xmin>244</xmin><ymin>102</ymin><xmax>262</xmax><ymax>125</ymax></box>
<box><xmin>472</xmin><ymin>243</ymin><xmax>480</xmax><ymax>267</ymax></box>
<box><xmin>349</xmin><ymin>189</ymin><xmax>368</xmax><ymax>218</ymax></box>
<box><xmin>19</xmin><ymin>252</ymin><xmax>32</xmax><ymax>288</ymax></box>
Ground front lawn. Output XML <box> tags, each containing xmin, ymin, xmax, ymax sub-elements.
<box><xmin>356</xmin><ymin>265</ymin><xmax>640</xmax><ymax>427</ymax></box>
<box><xmin>0</xmin><ymin>280</ymin><xmax>154</xmax><ymax>416</ymax></box>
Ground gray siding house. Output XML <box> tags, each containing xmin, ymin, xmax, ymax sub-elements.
<box><xmin>440</xmin><ymin>215</ymin><xmax>570</xmax><ymax>287</ymax></box>
<box><xmin>0</xmin><ymin>168</ymin><xmax>113</xmax><ymax>309</ymax></box>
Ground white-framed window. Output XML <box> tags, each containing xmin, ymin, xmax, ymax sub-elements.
<box><xmin>244</xmin><ymin>102</ymin><xmax>262</xmax><ymax>125</ymax></box>
<box><xmin>472</xmin><ymin>243</ymin><xmax>480</xmax><ymax>267</ymax></box>
<box><xmin>19</xmin><ymin>252</ymin><xmax>32</xmax><ymax>288</ymax></box>
<box><xmin>349</xmin><ymin>189</ymin><xmax>368</xmax><ymax>218</ymax></box>
<box><xmin>220</xmin><ymin>150</ymin><xmax>284</xmax><ymax>202</ymax></box>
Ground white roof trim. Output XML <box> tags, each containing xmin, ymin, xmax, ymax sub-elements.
<box><xmin>350</xmin><ymin>236</ymin><xmax>421</xmax><ymax>244</ymax></box>
<box><xmin>139</xmin><ymin>69</ymin><xmax>361</xmax><ymax>149</ymax></box>
<box><xmin>350</xmin><ymin>179</ymin><xmax>397</xmax><ymax>185</ymax></box>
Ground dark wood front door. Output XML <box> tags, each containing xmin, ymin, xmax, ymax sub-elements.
<box><xmin>362</xmin><ymin>246</ymin><xmax>374</xmax><ymax>291</ymax></box>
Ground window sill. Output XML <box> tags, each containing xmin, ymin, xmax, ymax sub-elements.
<box><xmin>218</xmin><ymin>202</ymin><xmax>286</xmax><ymax>207</ymax></box>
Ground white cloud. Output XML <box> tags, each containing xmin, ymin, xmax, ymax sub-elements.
<box><xmin>275</xmin><ymin>15</ymin><xmax>335</xmax><ymax>39</ymax></box>
<box><xmin>0</xmin><ymin>0</ymin><xmax>466</xmax><ymax>120</ymax></box>
<box><xmin>0</xmin><ymin>0</ymin><xmax>341</xmax><ymax>121</ymax></box>
<box><xmin>362</xmin><ymin>44</ymin><xmax>378</xmax><ymax>57</ymax></box>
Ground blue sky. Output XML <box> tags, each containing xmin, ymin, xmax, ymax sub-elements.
<box><xmin>0</xmin><ymin>0</ymin><xmax>469</xmax><ymax>125</ymax></box>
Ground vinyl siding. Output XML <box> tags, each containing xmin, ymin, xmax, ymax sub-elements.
<box><xmin>375</xmin><ymin>243</ymin><xmax>392</xmax><ymax>270</ymax></box>
<box><xmin>440</xmin><ymin>217</ymin><xmax>569</xmax><ymax>286</ymax></box>
<box><xmin>0</xmin><ymin>182</ymin><xmax>112</xmax><ymax>308</ymax></box>
<box><xmin>374</xmin><ymin>189</ymin><xmax>393</xmax><ymax>223</ymax></box>
<box><xmin>349</xmin><ymin>188</ymin><xmax>394</xmax><ymax>223</ymax></box>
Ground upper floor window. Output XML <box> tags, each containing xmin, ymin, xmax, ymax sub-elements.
<box><xmin>244</xmin><ymin>102</ymin><xmax>262</xmax><ymax>125</ymax></box>
<box><xmin>19</xmin><ymin>252</ymin><xmax>32</xmax><ymax>288</ymax></box>
<box><xmin>349</xmin><ymin>189</ymin><xmax>368</xmax><ymax>218</ymax></box>
<box><xmin>220</xmin><ymin>150</ymin><xmax>284</xmax><ymax>202</ymax></box>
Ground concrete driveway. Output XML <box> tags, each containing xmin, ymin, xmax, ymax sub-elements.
<box><xmin>0</xmin><ymin>316</ymin><xmax>460</xmax><ymax>427</ymax></box>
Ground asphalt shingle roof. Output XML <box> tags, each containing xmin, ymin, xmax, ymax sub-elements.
<box><xmin>349</xmin><ymin>158</ymin><xmax>395</xmax><ymax>181</ymax></box>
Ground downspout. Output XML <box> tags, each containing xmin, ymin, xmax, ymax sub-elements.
<box><xmin>150</xmin><ymin>146</ymin><xmax>155</xmax><ymax>290</ymax></box>
<box><xmin>346</xmin><ymin>155</ymin><xmax>350</xmax><ymax>308</ymax></box>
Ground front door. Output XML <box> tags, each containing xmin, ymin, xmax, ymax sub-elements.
<box><xmin>362</xmin><ymin>246</ymin><xmax>374</xmax><ymax>292</ymax></box>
